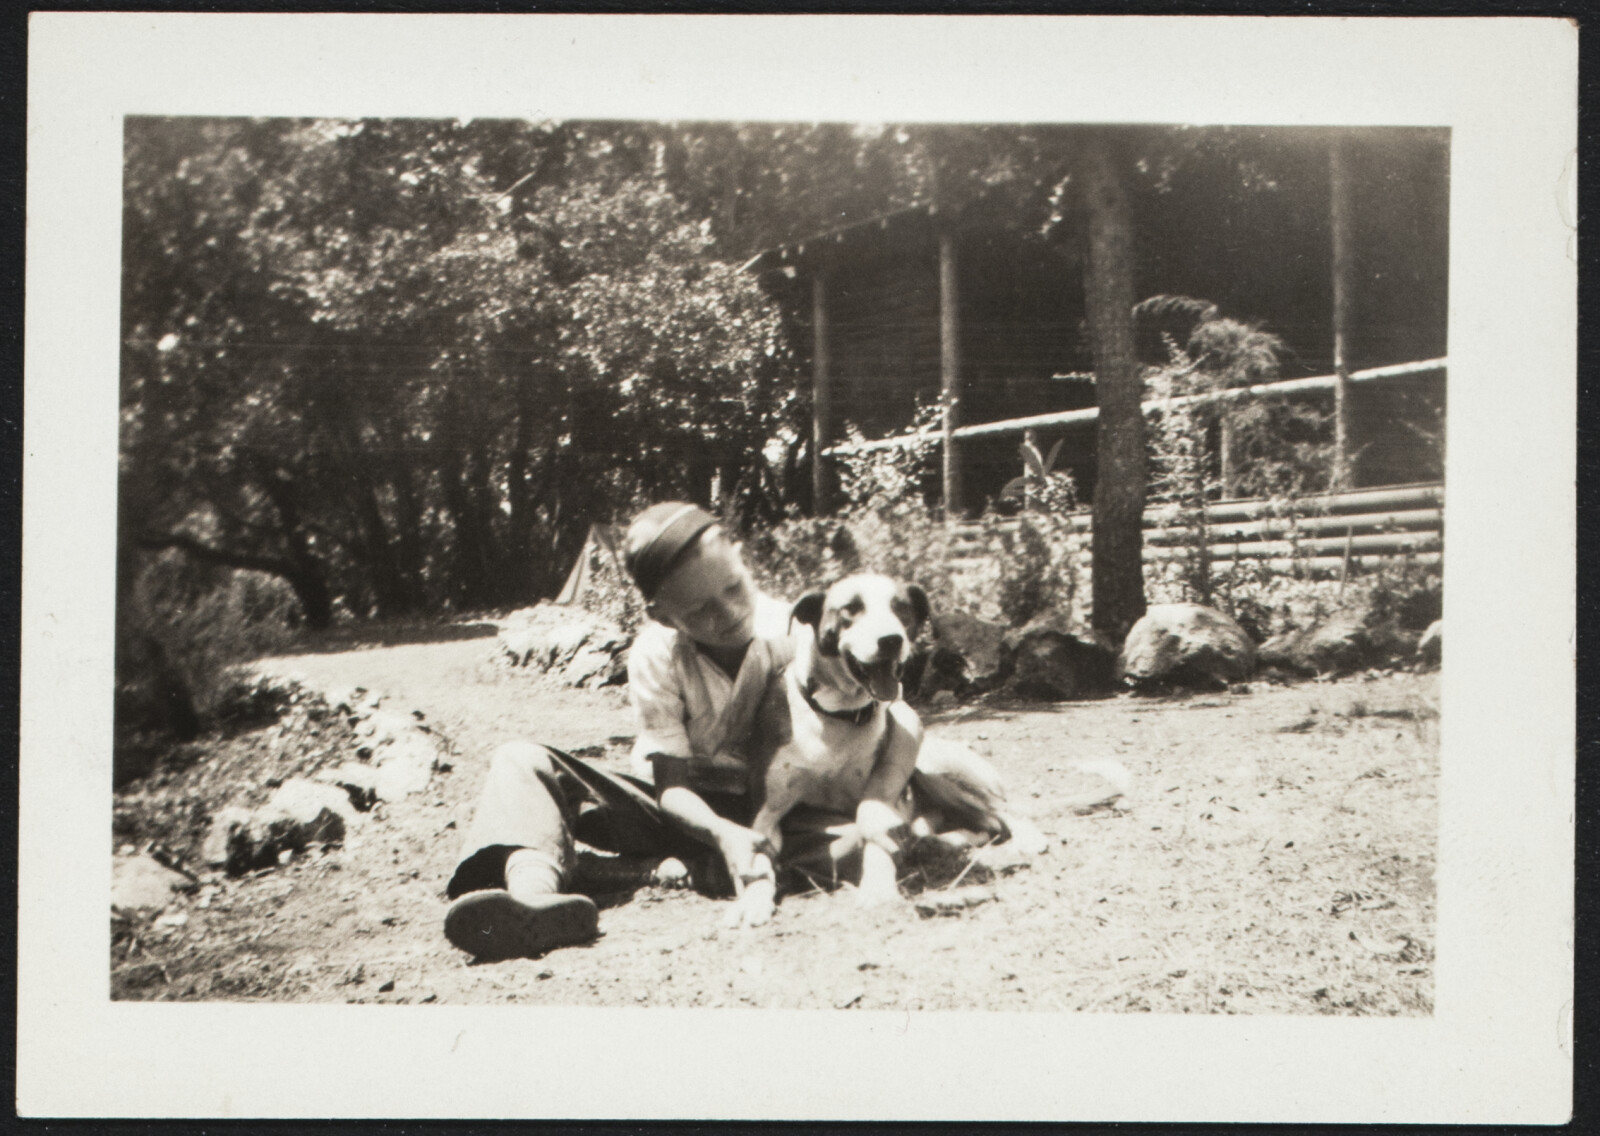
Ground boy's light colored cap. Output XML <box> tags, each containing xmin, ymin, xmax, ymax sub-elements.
<box><xmin>624</xmin><ymin>502</ymin><xmax>717</xmax><ymax>601</ymax></box>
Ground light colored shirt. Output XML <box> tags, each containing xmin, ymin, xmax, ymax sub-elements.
<box><xmin>627</xmin><ymin>592</ymin><xmax>794</xmax><ymax>793</ymax></box>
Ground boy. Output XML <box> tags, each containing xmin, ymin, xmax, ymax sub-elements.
<box><xmin>443</xmin><ymin>502</ymin><xmax>800</xmax><ymax>959</ymax></box>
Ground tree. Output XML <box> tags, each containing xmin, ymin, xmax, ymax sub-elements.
<box><xmin>120</xmin><ymin>117</ymin><xmax>791</xmax><ymax>627</ymax></box>
<box><xmin>1078</xmin><ymin>131</ymin><xmax>1148</xmax><ymax>642</ymax></box>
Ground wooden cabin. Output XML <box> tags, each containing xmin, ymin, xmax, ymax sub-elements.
<box><xmin>746</xmin><ymin>130</ymin><xmax>1450</xmax><ymax>517</ymax></box>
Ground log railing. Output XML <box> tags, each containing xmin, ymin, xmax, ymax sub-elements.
<box><xmin>828</xmin><ymin>358</ymin><xmax>1447</xmax><ymax>456</ymax></box>
<box><xmin>948</xmin><ymin>482</ymin><xmax>1443</xmax><ymax>580</ymax></box>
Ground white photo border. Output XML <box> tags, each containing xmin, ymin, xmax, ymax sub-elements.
<box><xmin>21</xmin><ymin>13</ymin><xmax>1577</xmax><ymax>1122</ymax></box>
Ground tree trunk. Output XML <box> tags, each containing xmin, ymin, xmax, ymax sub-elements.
<box><xmin>810</xmin><ymin>271</ymin><xmax>833</xmax><ymax>515</ymax></box>
<box><xmin>254</xmin><ymin>472</ymin><xmax>337</xmax><ymax>629</ymax></box>
<box><xmin>312</xmin><ymin>357</ymin><xmax>409</xmax><ymax>617</ymax></box>
<box><xmin>137</xmin><ymin>530</ymin><xmax>334</xmax><ymax>630</ymax></box>
<box><xmin>504</xmin><ymin>368</ymin><xmax>541</xmax><ymax>602</ymax></box>
<box><xmin>389</xmin><ymin>457</ymin><xmax>424</xmax><ymax>607</ymax></box>
<box><xmin>1082</xmin><ymin>133</ymin><xmax>1148</xmax><ymax>643</ymax></box>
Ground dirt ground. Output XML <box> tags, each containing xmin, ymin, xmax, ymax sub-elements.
<box><xmin>112</xmin><ymin>623</ymin><xmax>1438</xmax><ymax>1014</ymax></box>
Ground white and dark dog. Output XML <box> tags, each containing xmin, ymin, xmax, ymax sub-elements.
<box><xmin>729</xmin><ymin>574</ymin><xmax>1048</xmax><ymax>928</ymax></box>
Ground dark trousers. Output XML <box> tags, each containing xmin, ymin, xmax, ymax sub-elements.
<box><xmin>446</xmin><ymin>742</ymin><xmax>868</xmax><ymax>899</ymax></box>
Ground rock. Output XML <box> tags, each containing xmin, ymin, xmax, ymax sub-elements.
<box><xmin>653</xmin><ymin>857</ymin><xmax>690</xmax><ymax>888</ymax></box>
<box><xmin>929</xmin><ymin>611</ymin><xmax>1009</xmax><ymax>692</ymax></box>
<box><xmin>367</xmin><ymin>710</ymin><xmax>416</xmax><ymax>747</ymax></box>
<box><xmin>496</xmin><ymin>604</ymin><xmax>633</xmax><ymax>688</ymax></box>
<box><xmin>1417</xmin><ymin>620</ymin><xmax>1442</xmax><ymax>665</ymax></box>
<box><xmin>204</xmin><ymin>779</ymin><xmax>351</xmax><ymax>876</ymax></box>
<box><xmin>547</xmin><ymin>621</ymin><xmax>593</xmax><ymax>661</ymax></box>
<box><xmin>1118</xmin><ymin>603</ymin><xmax>1255</xmax><ymax>690</ymax></box>
<box><xmin>1259</xmin><ymin>613</ymin><xmax>1373</xmax><ymax>677</ymax></box>
<box><xmin>369</xmin><ymin>732</ymin><xmax>440</xmax><ymax>801</ymax></box>
<box><xmin>1002</xmin><ymin>625</ymin><xmax>1116</xmax><ymax>701</ymax></box>
<box><xmin>112</xmin><ymin>854</ymin><xmax>194</xmax><ymax>910</ymax></box>
<box><xmin>1299</xmin><ymin>614</ymin><xmax>1370</xmax><ymax>675</ymax></box>
<box><xmin>265</xmin><ymin>777</ymin><xmax>353</xmax><ymax>833</ymax></box>
<box><xmin>201</xmin><ymin>806</ymin><xmax>254</xmax><ymax>871</ymax></box>
<box><xmin>566</xmin><ymin>642</ymin><xmax>627</xmax><ymax>688</ymax></box>
<box><xmin>315</xmin><ymin>762</ymin><xmax>380</xmax><ymax>811</ymax></box>
<box><xmin>1257</xmin><ymin>630</ymin><xmax>1305</xmax><ymax>674</ymax></box>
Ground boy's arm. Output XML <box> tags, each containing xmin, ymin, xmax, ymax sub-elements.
<box><xmin>651</xmin><ymin>756</ymin><xmax>774</xmax><ymax>893</ymax></box>
<box><xmin>629</xmin><ymin>625</ymin><xmax>774</xmax><ymax>891</ymax></box>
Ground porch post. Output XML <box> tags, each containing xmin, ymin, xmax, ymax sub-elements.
<box><xmin>811</xmin><ymin>270</ymin><xmax>832</xmax><ymax>514</ymax></box>
<box><xmin>939</xmin><ymin>226</ymin><xmax>964</xmax><ymax>519</ymax></box>
<box><xmin>1330</xmin><ymin>134</ymin><xmax>1355</xmax><ymax>490</ymax></box>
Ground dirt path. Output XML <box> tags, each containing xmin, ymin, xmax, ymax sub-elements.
<box><xmin>114</xmin><ymin>626</ymin><xmax>1439</xmax><ymax>1014</ymax></box>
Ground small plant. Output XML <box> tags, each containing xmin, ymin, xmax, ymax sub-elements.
<box><xmin>836</xmin><ymin>400</ymin><xmax>944</xmax><ymax>517</ymax></box>
<box><xmin>741</xmin><ymin>518</ymin><xmax>861</xmax><ymax>609</ymax></box>
<box><xmin>1144</xmin><ymin>330</ymin><xmax>1220</xmax><ymax>606</ymax></box>
<box><xmin>999</xmin><ymin>429</ymin><xmax>1079</xmax><ymax>515</ymax></box>
<box><xmin>1137</xmin><ymin>295</ymin><xmax>1340</xmax><ymax>614</ymax></box>
<box><xmin>990</xmin><ymin>511</ymin><xmax>1081</xmax><ymax>628</ymax></box>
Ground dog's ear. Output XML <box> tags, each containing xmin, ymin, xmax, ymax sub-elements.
<box><xmin>790</xmin><ymin>591</ymin><xmax>827</xmax><ymax>632</ymax></box>
<box><xmin>901</xmin><ymin>583</ymin><xmax>931</xmax><ymax>634</ymax></box>
<box><xmin>791</xmin><ymin>590</ymin><xmax>841</xmax><ymax>656</ymax></box>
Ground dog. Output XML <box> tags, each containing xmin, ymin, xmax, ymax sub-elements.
<box><xmin>727</xmin><ymin>574</ymin><xmax>1049</xmax><ymax>929</ymax></box>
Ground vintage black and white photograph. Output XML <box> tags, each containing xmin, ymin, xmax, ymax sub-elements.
<box><xmin>21</xmin><ymin>13</ymin><xmax>1574</xmax><ymax>1123</ymax></box>
<box><xmin>110</xmin><ymin>116</ymin><xmax>1450</xmax><ymax>1014</ymax></box>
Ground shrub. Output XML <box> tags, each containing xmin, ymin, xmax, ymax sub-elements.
<box><xmin>1359</xmin><ymin>554</ymin><xmax>1443</xmax><ymax>632</ymax></box>
<box><xmin>115</xmin><ymin>550</ymin><xmax>303</xmax><ymax>773</ymax></box>
<box><xmin>741</xmin><ymin>518</ymin><xmax>861</xmax><ymax>607</ymax></box>
<box><xmin>743</xmin><ymin>405</ymin><xmax>1086</xmax><ymax>630</ymax></box>
<box><xmin>990</xmin><ymin>512</ymin><xmax>1082</xmax><ymax>628</ymax></box>
<box><xmin>571</xmin><ymin>535</ymin><xmax>648</xmax><ymax>637</ymax></box>
<box><xmin>742</xmin><ymin>407</ymin><xmax>962</xmax><ymax>615</ymax></box>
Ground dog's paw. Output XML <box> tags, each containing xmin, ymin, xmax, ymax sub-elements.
<box><xmin>855</xmin><ymin>845</ymin><xmax>902</xmax><ymax>908</ymax></box>
<box><xmin>722</xmin><ymin>878</ymin><xmax>777</xmax><ymax>930</ymax></box>
<box><xmin>855</xmin><ymin>877</ymin><xmax>902</xmax><ymax>908</ymax></box>
<box><xmin>1004</xmin><ymin>816</ymin><xmax>1051</xmax><ymax>858</ymax></box>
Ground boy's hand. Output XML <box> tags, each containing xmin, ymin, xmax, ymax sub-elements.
<box><xmin>715</xmin><ymin>823</ymin><xmax>777</xmax><ymax>893</ymax></box>
<box><xmin>717</xmin><ymin>823</ymin><xmax>778</xmax><ymax>929</ymax></box>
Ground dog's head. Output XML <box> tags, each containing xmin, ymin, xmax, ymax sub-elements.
<box><xmin>791</xmin><ymin>574</ymin><xmax>930</xmax><ymax>703</ymax></box>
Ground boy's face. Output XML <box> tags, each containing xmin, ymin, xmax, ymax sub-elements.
<box><xmin>647</xmin><ymin>528</ymin><xmax>758</xmax><ymax>649</ymax></box>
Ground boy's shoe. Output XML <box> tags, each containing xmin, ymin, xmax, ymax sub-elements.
<box><xmin>444</xmin><ymin>890</ymin><xmax>599</xmax><ymax>960</ymax></box>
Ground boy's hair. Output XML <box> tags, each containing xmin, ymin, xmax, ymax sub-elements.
<box><xmin>623</xmin><ymin>502</ymin><xmax>718</xmax><ymax>601</ymax></box>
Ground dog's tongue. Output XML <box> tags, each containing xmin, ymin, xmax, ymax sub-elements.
<box><xmin>862</xmin><ymin>662</ymin><xmax>901</xmax><ymax>703</ymax></box>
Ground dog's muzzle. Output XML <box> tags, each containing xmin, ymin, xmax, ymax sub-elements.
<box><xmin>844</xmin><ymin>637</ymin><xmax>906</xmax><ymax>704</ymax></box>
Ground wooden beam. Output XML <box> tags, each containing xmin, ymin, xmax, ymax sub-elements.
<box><xmin>939</xmin><ymin>227</ymin><xmax>963</xmax><ymax>519</ymax></box>
<box><xmin>811</xmin><ymin>271</ymin><xmax>832</xmax><ymax>514</ymax></box>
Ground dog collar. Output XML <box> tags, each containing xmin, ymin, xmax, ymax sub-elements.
<box><xmin>799</xmin><ymin>681</ymin><xmax>878</xmax><ymax>726</ymax></box>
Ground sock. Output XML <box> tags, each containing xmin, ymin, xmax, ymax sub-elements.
<box><xmin>504</xmin><ymin>848</ymin><xmax>564</xmax><ymax>904</ymax></box>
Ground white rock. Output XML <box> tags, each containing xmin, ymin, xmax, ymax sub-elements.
<box><xmin>1119</xmin><ymin>603</ymin><xmax>1255</xmax><ymax>688</ymax></box>
<box><xmin>112</xmin><ymin>855</ymin><xmax>191</xmax><ymax>910</ymax></box>
<box><xmin>265</xmin><ymin>777</ymin><xmax>355</xmax><ymax>829</ymax></box>
<box><xmin>201</xmin><ymin>806</ymin><xmax>254</xmax><ymax>868</ymax></box>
